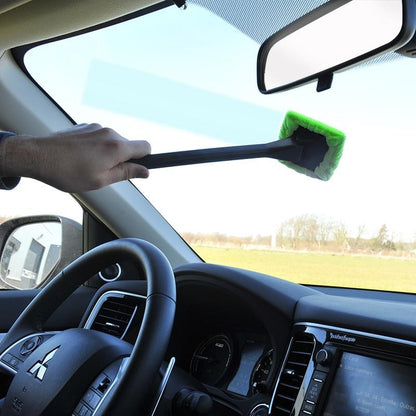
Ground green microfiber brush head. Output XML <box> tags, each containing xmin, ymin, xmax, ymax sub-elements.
<box><xmin>279</xmin><ymin>111</ymin><xmax>346</xmax><ymax>181</ymax></box>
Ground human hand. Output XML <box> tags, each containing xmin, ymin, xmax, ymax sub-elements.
<box><xmin>1</xmin><ymin>123</ymin><xmax>151</xmax><ymax>192</ymax></box>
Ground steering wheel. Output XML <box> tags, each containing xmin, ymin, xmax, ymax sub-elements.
<box><xmin>0</xmin><ymin>238</ymin><xmax>176</xmax><ymax>416</ymax></box>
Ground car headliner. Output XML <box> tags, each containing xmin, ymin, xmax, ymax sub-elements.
<box><xmin>0</xmin><ymin>0</ymin><xmax>160</xmax><ymax>53</ymax></box>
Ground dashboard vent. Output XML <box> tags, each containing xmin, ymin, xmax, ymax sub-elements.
<box><xmin>90</xmin><ymin>296</ymin><xmax>138</xmax><ymax>339</ymax></box>
<box><xmin>271</xmin><ymin>333</ymin><xmax>315</xmax><ymax>415</ymax></box>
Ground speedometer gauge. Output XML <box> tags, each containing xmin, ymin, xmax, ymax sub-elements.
<box><xmin>190</xmin><ymin>335</ymin><xmax>233</xmax><ymax>385</ymax></box>
<box><xmin>251</xmin><ymin>349</ymin><xmax>274</xmax><ymax>393</ymax></box>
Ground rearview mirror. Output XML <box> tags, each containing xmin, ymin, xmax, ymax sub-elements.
<box><xmin>257</xmin><ymin>0</ymin><xmax>416</xmax><ymax>94</ymax></box>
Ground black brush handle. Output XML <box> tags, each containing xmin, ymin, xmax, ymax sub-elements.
<box><xmin>130</xmin><ymin>138</ymin><xmax>302</xmax><ymax>169</ymax></box>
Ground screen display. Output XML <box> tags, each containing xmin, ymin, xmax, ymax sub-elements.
<box><xmin>323</xmin><ymin>352</ymin><xmax>416</xmax><ymax>416</ymax></box>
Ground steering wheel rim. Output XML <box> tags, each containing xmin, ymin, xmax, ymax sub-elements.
<box><xmin>0</xmin><ymin>238</ymin><xmax>176</xmax><ymax>416</ymax></box>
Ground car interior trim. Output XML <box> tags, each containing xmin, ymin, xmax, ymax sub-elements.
<box><xmin>151</xmin><ymin>357</ymin><xmax>176</xmax><ymax>416</ymax></box>
<box><xmin>0</xmin><ymin>0</ymin><xmax>163</xmax><ymax>53</ymax></box>
<box><xmin>295</xmin><ymin>321</ymin><xmax>416</xmax><ymax>348</ymax></box>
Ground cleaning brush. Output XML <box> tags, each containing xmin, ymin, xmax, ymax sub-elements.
<box><xmin>129</xmin><ymin>111</ymin><xmax>345</xmax><ymax>181</ymax></box>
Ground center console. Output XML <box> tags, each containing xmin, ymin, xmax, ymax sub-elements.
<box><xmin>269</xmin><ymin>323</ymin><xmax>416</xmax><ymax>416</ymax></box>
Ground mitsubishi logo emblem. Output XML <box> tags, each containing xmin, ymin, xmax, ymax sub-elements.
<box><xmin>28</xmin><ymin>347</ymin><xmax>60</xmax><ymax>381</ymax></box>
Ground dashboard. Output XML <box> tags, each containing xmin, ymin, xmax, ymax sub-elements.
<box><xmin>169</xmin><ymin>263</ymin><xmax>416</xmax><ymax>416</ymax></box>
<box><xmin>77</xmin><ymin>261</ymin><xmax>416</xmax><ymax>416</ymax></box>
<box><xmin>76</xmin><ymin>261</ymin><xmax>416</xmax><ymax>416</ymax></box>
<box><xmin>3</xmin><ymin>260</ymin><xmax>415</xmax><ymax>416</ymax></box>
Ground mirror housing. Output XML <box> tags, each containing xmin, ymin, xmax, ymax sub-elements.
<box><xmin>0</xmin><ymin>216</ymin><xmax>82</xmax><ymax>289</ymax></box>
<box><xmin>257</xmin><ymin>0</ymin><xmax>416</xmax><ymax>94</ymax></box>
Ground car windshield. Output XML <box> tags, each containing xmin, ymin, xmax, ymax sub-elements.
<box><xmin>24</xmin><ymin>1</ymin><xmax>416</xmax><ymax>293</ymax></box>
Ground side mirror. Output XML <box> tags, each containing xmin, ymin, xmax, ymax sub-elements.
<box><xmin>257</xmin><ymin>0</ymin><xmax>416</xmax><ymax>94</ymax></box>
<box><xmin>0</xmin><ymin>216</ymin><xmax>82</xmax><ymax>290</ymax></box>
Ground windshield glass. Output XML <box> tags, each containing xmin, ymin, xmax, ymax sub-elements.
<box><xmin>24</xmin><ymin>1</ymin><xmax>416</xmax><ymax>293</ymax></box>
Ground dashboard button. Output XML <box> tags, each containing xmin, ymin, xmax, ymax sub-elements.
<box><xmin>2</xmin><ymin>353</ymin><xmax>22</xmax><ymax>370</ymax></box>
<box><xmin>76</xmin><ymin>404</ymin><xmax>90</xmax><ymax>416</ymax></box>
<box><xmin>315</xmin><ymin>349</ymin><xmax>331</xmax><ymax>366</ymax></box>
<box><xmin>20</xmin><ymin>336</ymin><xmax>42</xmax><ymax>356</ymax></box>
<box><xmin>302</xmin><ymin>401</ymin><xmax>316</xmax><ymax>414</ymax></box>
<box><xmin>312</xmin><ymin>370</ymin><xmax>327</xmax><ymax>382</ymax></box>
<box><xmin>83</xmin><ymin>389</ymin><xmax>101</xmax><ymax>409</ymax></box>
<box><xmin>305</xmin><ymin>380</ymin><xmax>324</xmax><ymax>404</ymax></box>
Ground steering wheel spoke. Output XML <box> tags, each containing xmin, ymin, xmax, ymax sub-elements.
<box><xmin>0</xmin><ymin>331</ymin><xmax>58</xmax><ymax>376</ymax></box>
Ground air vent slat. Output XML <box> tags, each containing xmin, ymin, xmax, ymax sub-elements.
<box><xmin>102</xmin><ymin>306</ymin><xmax>134</xmax><ymax>315</ymax></box>
<box><xmin>104</xmin><ymin>302</ymin><xmax>135</xmax><ymax>310</ymax></box>
<box><xmin>271</xmin><ymin>333</ymin><xmax>315</xmax><ymax>415</ymax></box>
<box><xmin>290</xmin><ymin>350</ymin><xmax>312</xmax><ymax>355</ymax></box>
<box><xmin>274</xmin><ymin>405</ymin><xmax>291</xmax><ymax>415</ymax></box>
<box><xmin>279</xmin><ymin>382</ymin><xmax>299</xmax><ymax>390</ymax></box>
<box><xmin>286</xmin><ymin>360</ymin><xmax>308</xmax><ymax>367</ymax></box>
<box><xmin>293</xmin><ymin>340</ymin><xmax>314</xmax><ymax>345</ymax></box>
<box><xmin>276</xmin><ymin>394</ymin><xmax>296</xmax><ymax>402</ymax></box>
<box><xmin>96</xmin><ymin>313</ymin><xmax>131</xmax><ymax>324</ymax></box>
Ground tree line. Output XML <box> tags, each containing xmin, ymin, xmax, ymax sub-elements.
<box><xmin>183</xmin><ymin>215</ymin><xmax>415</xmax><ymax>257</ymax></box>
<box><xmin>272</xmin><ymin>215</ymin><xmax>401</xmax><ymax>253</ymax></box>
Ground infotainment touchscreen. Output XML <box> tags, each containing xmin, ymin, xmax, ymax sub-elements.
<box><xmin>323</xmin><ymin>352</ymin><xmax>416</xmax><ymax>416</ymax></box>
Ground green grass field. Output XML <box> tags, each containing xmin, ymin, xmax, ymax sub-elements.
<box><xmin>193</xmin><ymin>245</ymin><xmax>416</xmax><ymax>293</ymax></box>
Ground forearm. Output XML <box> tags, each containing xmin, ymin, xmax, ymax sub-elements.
<box><xmin>0</xmin><ymin>124</ymin><xmax>150</xmax><ymax>193</ymax></box>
